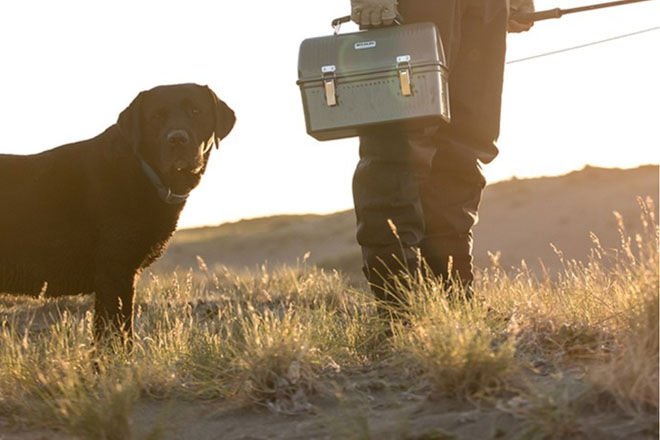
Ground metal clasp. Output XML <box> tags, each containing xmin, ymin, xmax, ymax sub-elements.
<box><xmin>322</xmin><ymin>65</ymin><xmax>338</xmax><ymax>107</ymax></box>
<box><xmin>396</xmin><ymin>55</ymin><xmax>412</xmax><ymax>97</ymax></box>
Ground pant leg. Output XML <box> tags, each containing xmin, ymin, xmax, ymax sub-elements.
<box><xmin>419</xmin><ymin>145</ymin><xmax>486</xmax><ymax>286</ymax></box>
<box><xmin>354</xmin><ymin>0</ymin><xmax>464</xmax><ymax>301</ymax></box>
<box><xmin>420</xmin><ymin>3</ymin><xmax>508</xmax><ymax>286</ymax></box>
<box><xmin>352</xmin><ymin>0</ymin><xmax>463</xmax><ymax>295</ymax></box>
<box><xmin>352</xmin><ymin>127</ymin><xmax>436</xmax><ymax>301</ymax></box>
<box><xmin>435</xmin><ymin>1</ymin><xmax>508</xmax><ymax>163</ymax></box>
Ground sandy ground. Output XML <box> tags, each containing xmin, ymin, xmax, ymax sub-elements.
<box><xmin>2</xmin><ymin>366</ymin><xmax>656</xmax><ymax>440</ymax></box>
<box><xmin>473</xmin><ymin>165</ymin><xmax>659</xmax><ymax>273</ymax></box>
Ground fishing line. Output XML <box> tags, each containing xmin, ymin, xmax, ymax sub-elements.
<box><xmin>506</xmin><ymin>26</ymin><xmax>660</xmax><ymax>64</ymax></box>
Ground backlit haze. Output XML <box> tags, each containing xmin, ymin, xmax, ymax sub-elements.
<box><xmin>1</xmin><ymin>1</ymin><xmax>658</xmax><ymax>229</ymax></box>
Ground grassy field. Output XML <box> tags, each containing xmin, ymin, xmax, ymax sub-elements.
<box><xmin>0</xmin><ymin>197</ymin><xmax>658</xmax><ymax>440</ymax></box>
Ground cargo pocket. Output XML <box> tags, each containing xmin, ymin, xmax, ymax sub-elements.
<box><xmin>353</xmin><ymin>159</ymin><xmax>426</xmax><ymax>248</ymax></box>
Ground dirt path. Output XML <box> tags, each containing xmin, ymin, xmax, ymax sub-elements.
<box><xmin>2</xmin><ymin>368</ymin><xmax>656</xmax><ymax>440</ymax></box>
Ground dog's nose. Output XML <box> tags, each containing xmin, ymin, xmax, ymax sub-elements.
<box><xmin>167</xmin><ymin>130</ymin><xmax>190</xmax><ymax>146</ymax></box>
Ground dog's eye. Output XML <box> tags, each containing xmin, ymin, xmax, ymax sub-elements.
<box><xmin>151</xmin><ymin>110</ymin><xmax>168</xmax><ymax>122</ymax></box>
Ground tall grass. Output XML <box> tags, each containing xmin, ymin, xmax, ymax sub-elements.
<box><xmin>387</xmin><ymin>275</ymin><xmax>519</xmax><ymax>398</ymax></box>
<box><xmin>0</xmin><ymin>198</ymin><xmax>657</xmax><ymax>438</ymax></box>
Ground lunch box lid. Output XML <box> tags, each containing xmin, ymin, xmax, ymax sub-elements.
<box><xmin>297</xmin><ymin>22</ymin><xmax>447</xmax><ymax>84</ymax></box>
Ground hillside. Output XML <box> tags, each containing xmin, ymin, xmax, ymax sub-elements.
<box><xmin>154</xmin><ymin>165</ymin><xmax>658</xmax><ymax>277</ymax></box>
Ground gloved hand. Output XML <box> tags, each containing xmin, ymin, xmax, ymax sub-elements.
<box><xmin>351</xmin><ymin>0</ymin><xmax>398</xmax><ymax>28</ymax></box>
<box><xmin>508</xmin><ymin>0</ymin><xmax>535</xmax><ymax>33</ymax></box>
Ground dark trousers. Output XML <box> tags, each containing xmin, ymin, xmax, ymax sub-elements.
<box><xmin>352</xmin><ymin>0</ymin><xmax>508</xmax><ymax>300</ymax></box>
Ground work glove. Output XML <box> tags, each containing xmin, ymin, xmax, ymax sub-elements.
<box><xmin>508</xmin><ymin>0</ymin><xmax>535</xmax><ymax>33</ymax></box>
<box><xmin>351</xmin><ymin>0</ymin><xmax>398</xmax><ymax>28</ymax></box>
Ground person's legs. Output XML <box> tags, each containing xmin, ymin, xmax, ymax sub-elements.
<box><xmin>353</xmin><ymin>0</ymin><xmax>462</xmax><ymax>303</ymax></box>
<box><xmin>353</xmin><ymin>127</ymin><xmax>436</xmax><ymax>303</ymax></box>
<box><xmin>439</xmin><ymin>2</ymin><xmax>508</xmax><ymax>164</ymax></box>
<box><xmin>419</xmin><ymin>3</ymin><xmax>508</xmax><ymax>292</ymax></box>
<box><xmin>352</xmin><ymin>0</ymin><xmax>508</xmax><ymax>303</ymax></box>
<box><xmin>419</xmin><ymin>145</ymin><xmax>486</xmax><ymax>290</ymax></box>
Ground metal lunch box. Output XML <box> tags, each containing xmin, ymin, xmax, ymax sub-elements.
<box><xmin>297</xmin><ymin>22</ymin><xmax>450</xmax><ymax>141</ymax></box>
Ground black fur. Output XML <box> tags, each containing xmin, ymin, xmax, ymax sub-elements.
<box><xmin>0</xmin><ymin>83</ymin><xmax>235</xmax><ymax>339</ymax></box>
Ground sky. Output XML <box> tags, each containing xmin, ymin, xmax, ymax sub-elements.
<box><xmin>0</xmin><ymin>1</ymin><xmax>658</xmax><ymax>229</ymax></box>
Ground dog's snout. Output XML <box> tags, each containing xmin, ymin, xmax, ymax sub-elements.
<box><xmin>174</xmin><ymin>159</ymin><xmax>191</xmax><ymax>171</ymax></box>
<box><xmin>167</xmin><ymin>130</ymin><xmax>190</xmax><ymax>146</ymax></box>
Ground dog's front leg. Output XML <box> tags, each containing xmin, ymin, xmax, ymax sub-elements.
<box><xmin>93</xmin><ymin>268</ymin><xmax>137</xmax><ymax>344</ymax></box>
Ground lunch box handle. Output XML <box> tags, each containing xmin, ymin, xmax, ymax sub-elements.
<box><xmin>331</xmin><ymin>16</ymin><xmax>351</xmax><ymax>35</ymax></box>
<box><xmin>331</xmin><ymin>15</ymin><xmax>404</xmax><ymax>35</ymax></box>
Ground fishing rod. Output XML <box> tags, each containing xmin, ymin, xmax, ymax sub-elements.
<box><xmin>513</xmin><ymin>0</ymin><xmax>655</xmax><ymax>23</ymax></box>
<box><xmin>332</xmin><ymin>0</ymin><xmax>654</xmax><ymax>30</ymax></box>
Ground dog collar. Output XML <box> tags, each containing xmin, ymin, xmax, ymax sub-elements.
<box><xmin>137</xmin><ymin>156</ymin><xmax>190</xmax><ymax>204</ymax></box>
<box><xmin>116</xmin><ymin>126</ymin><xmax>190</xmax><ymax>204</ymax></box>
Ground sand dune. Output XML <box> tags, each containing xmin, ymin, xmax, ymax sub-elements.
<box><xmin>155</xmin><ymin>165</ymin><xmax>658</xmax><ymax>277</ymax></box>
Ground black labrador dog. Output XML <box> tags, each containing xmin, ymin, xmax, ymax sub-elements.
<box><xmin>0</xmin><ymin>83</ymin><xmax>235</xmax><ymax>340</ymax></box>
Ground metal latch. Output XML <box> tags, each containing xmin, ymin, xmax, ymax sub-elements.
<box><xmin>322</xmin><ymin>65</ymin><xmax>337</xmax><ymax>107</ymax></box>
<box><xmin>396</xmin><ymin>55</ymin><xmax>412</xmax><ymax>97</ymax></box>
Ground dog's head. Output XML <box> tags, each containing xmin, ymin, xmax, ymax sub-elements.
<box><xmin>118</xmin><ymin>83</ymin><xmax>235</xmax><ymax>195</ymax></box>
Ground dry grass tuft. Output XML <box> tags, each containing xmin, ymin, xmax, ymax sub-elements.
<box><xmin>389</xmin><ymin>277</ymin><xmax>519</xmax><ymax>398</ymax></box>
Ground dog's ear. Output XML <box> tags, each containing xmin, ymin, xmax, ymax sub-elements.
<box><xmin>206</xmin><ymin>86</ymin><xmax>236</xmax><ymax>148</ymax></box>
<box><xmin>117</xmin><ymin>91</ymin><xmax>145</xmax><ymax>151</ymax></box>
